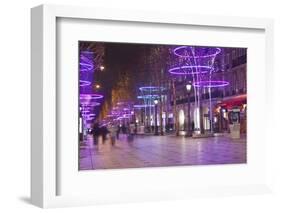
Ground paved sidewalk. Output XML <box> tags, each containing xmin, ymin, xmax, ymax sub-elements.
<box><xmin>79</xmin><ymin>134</ymin><xmax>246</xmax><ymax>170</ymax></box>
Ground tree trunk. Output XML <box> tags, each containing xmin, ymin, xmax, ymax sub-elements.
<box><xmin>172</xmin><ymin>79</ymin><xmax>179</xmax><ymax>136</ymax></box>
<box><xmin>199</xmin><ymin>87</ymin><xmax>204</xmax><ymax>134</ymax></box>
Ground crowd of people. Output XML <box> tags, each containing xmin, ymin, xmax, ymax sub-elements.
<box><xmin>91</xmin><ymin>122</ymin><xmax>137</xmax><ymax>145</ymax></box>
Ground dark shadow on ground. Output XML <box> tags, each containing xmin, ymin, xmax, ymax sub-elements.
<box><xmin>18</xmin><ymin>196</ymin><xmax>31</xmax><ymax>205</ymax></box>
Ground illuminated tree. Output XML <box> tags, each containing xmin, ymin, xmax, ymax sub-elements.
<box><xmin>79</xmin><ymin>42</ymin><xmax>105</xmax><ymax>71</ymax></box>
<box><xmin>147</xmin><ymin>46</ymin><xmax>171</xmax><ymax>135</ymax></box>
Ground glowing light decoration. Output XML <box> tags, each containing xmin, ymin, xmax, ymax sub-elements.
<box><xmin>80</xmin><ymin>102</ymin><xmax>101</xmax><ymax>107</ymax></box>
<box><xmin>139</xmin><ymin>86</ymin><xmax>165</xmax><ymax>92</ymax></box>
<box><xmin>137</xmin><ymin>95</ymin><xmax>159</xmax><ymax>99</ymax></box>
<box><xmin>110</xmin><ymin>110</ymin><xmax>120</xmax><ymax>115</ymax></box>
<box><xmin>80</xmin><ymin>94</ymin><xmax>104</xmax><ymax>101</ymax></box>
<box><xmin>193</xmin><ymin>80</ymin><xmax>229</xmax><ymax>88</ymax></box>
<box><xmin>168</xmin><ymin>65</ymin><xmax>213</xmax><ymax>75</ymax></box>
<box><xmin>79</xmin><ymin>51</ymin><xmax>94</xmax><ymax>72</ymax></box>
<box><xmin>116</xmin><ymin>101</ymin><xmax>133</xmax><ymax>107</ymax></box>
<box><xmin>133</xmin><ymin>104</ymin><xmax>155</xmax><ymax>108</ymax></box>
<box><xmin>122</xmin><ymin>114</ymin><xmax>132</xmax><ymax>118</ymax></box>
<box><xmin>81</xmin><ymin>106</ymin><xmax>92</xmax><ymax>111</ymax></box>
<box><xmin>81</xmin><ymin>110</ymin><xmax>91</xmax><ymax>114</ymax></box>
<box><xmin>80</xmin><ymin>62</ymin><xmax>94</xmax><ymax>72</ymax></box>
<box><xmin>106</xmin><ymin>114</ymin><xmax>117</xmax><ymax>118</ymax></box>
<box><xmin>79</xmin><ymin>50</ymin><xmax>102</xmax><ymax>140</ymax></box>
<box><xmin>173</xmin><ymin>46</ymin><xmax>221</xmax><ymax>58</ymax></box>
<box><xmin>79</xmin><ymin>80</ymin><xmax>91</xmax><ymax>87</ymax></box>
<box><xmin>85</xmin><ymin>116</ymin><xmax>95</xmax><ymax>120</ymax></box>
<box><xmin>85</xmin><ymin>113</ymin><xmax>96</xmax><ymax>118</ymax></box>
<box><xmin>169</xmin><ymin>46</ymin><xmax>224</xmax><ymax>134</ymax></box>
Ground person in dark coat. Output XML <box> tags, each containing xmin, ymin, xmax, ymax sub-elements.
<box><xmin>116</xmin><ymin>125</ymin><xmax>121</xmax><ymax>139</ymax></box>
<box><xmin>92</xmin><ymin>122</ymin><xmax>100</xmax><ymax>145</ymax></box>
<box><xmin>100</xmin><ymin>126</ymin><xmax>109</xmax><ymax>144</ymax></box>
<box><xmin>191</xmin><ymin>121</ymin><xmax>195</xmax><ymax>132</ymax></box>
<box><xmin>121</xmin><ymin>124</ymin><xmax>126</xmax><ymax>134</ymax></box>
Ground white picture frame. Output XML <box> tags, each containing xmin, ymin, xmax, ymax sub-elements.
<box><xmin>31</xmin><ymin>4</ymin><xmax>274</xmax><ymax>208</ymax></box>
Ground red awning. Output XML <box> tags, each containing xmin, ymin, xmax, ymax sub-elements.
<box><xmin>216</xmin><ymin>94</ymin><xmax>247</xmax><ymax>109</ymax></box>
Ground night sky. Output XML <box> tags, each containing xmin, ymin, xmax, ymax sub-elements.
<box><xmin>95</xmin><ymin>42</ymin><xmax>149</xmax><ymax>101</ymax></box>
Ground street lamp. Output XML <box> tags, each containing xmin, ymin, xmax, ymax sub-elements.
<box><xmin>154</xmin><ymin>99</ymin><xmax>159</xmax><ymax>135</ymax></box>
<box><xmin>186</xmin><ymin>82</ymin><xmax>192</xmax><ymax>137</ymax></box>
<box><xmin>100</xmin><ymin>65</ymin><xmax>105</xmax><ymax>71</ymax></box>
<box><xmin>95</xmin><ymin>84</ymin><xmax>101</xmax><ymax>89</ymax></box>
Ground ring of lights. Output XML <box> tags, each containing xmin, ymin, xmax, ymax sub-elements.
<box><xmin>80</xmin><ymin>62</ymin><xmax>94</xmax><ymax>72</ymax></box>
<box><xmin>139</xmin><ymin>86</ymin><xmax>165</xmax><ymax>92</ymax></box>
<box><xmin>173</xmin><ymin>46</ymin><xmax>221</xmax><ymax>58</ymax></box>
<box><xmin>85</xmin><ymin>113</ymin><xmax>96</xmax><ymax>118</ymax></box>
<box><xmin>168</xmin><ymin>65</ymin><xmax>213</xmax><ymax>75</ymax></box>
<box><xmin>79</xmin><ymin>51</ymin><xmax>94</xmax><ymax>72</ymax></box>
<box><xmin>81</xmin><ymin>107</ymin><xmax>92</xmax><ymax>111</ymax></box>
<box><xmin>121</xmin><ymin>114</ymin><xmax>132</xmax><ymax>118</ymax></box>
<box><xmin>79</xmin><ymin>80</ymin><xmax>91</xmax><ymax>87</ymax></box>
<box><xmin>137</xmin><ymin>94</ymin><xmax>159</xmax><ymax>99</ymax></box>
<box><xmin>133</xmin><ymin>104</ymin><xmax>155</xmax><ymax>108</ymax></box>
<box><xmin>85</xmin><ymin>116</ymin><xmax>95</xmax><ymax>119</ymax></box>
<box><xmin>80</xmin><ymin>94</ymin><xmax>104</xmax><ymax>100</ymax></box>
<box><xmin>81</xmin><ymin>110</ymin><xmax>91</xmax><ymax>114</ymax></box>
<box><xmin>116</xmin><ymin>101</ymin><xmax>133</xmax><ymax>106</ymax></box>
<box><xmin>106</xmin><ymin>114</ymin><xmax>118</xmax><ymax>118</ymax></box>
<box><xmin>80</xmin><ymin>102</ymin><xmax>101</xmax><ymax>107</ymax></box>
<box><xmin>193</xmin><ymin>80</ymin><xmax>229</xmax><ymax>88</ymax></box>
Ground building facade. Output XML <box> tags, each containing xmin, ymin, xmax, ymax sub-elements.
<box><xmin>167</xmin><ymin>47</ymin><xmax>247</xmax><ymax>134</ymax></box>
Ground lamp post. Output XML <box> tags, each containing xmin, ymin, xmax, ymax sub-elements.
<box><xmin>100</xmin><ymin>65</ymin><xmax>105</xmax><ymax>71</ymax></box>
<box><xmin>154</xmin><ymin>99</ymin><xmax>159</xmax><ymax>135</ymax></box>
<box><xmin>186</xmin><ymin>83</ymin><xmax>192</xmax><ymax>137</ymax></box>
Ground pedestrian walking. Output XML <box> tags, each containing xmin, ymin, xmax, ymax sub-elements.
<box><xmin>116</xmin><ymin>125</ymin><xmax>120</xmax><ymax>139</ymax></box>
<box><xmin>127</xmin><ymin>123</ymin><xmax>135</xmax><ymax>142</ymax></box>
<box><xmin>100</xmin><ymin>125</ymin><xmax>109</xmax><ymax>144</ymax></box>
<box><xmin>92</xmin><ymin>122</ymin><xmax>100</xmax><ymax>145</ymax></box>
<box><xmin>121</xmin><ymin>124</ymin><xmax>126</xmax><ymax>134</ymax></box>
<box><xmin>109</xmin><ymin>125</ymin><xmax>117</xmax><ymax>146</ymax></box>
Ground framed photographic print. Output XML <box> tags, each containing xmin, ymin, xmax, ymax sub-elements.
<box><xmin>31</xmin><ymin>4</ymin><xmax>274</xmax><ymax>208</ymax></box>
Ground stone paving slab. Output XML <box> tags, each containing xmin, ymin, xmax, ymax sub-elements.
<box><xmin>79</xmin><ymin>134</ymin><xmax>247</xmax><ymax>170</ymax></box>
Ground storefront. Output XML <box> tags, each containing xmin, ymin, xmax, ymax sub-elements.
<box><xmin>214</xmin><ymin>94</ymin><xmax>247</xmax><ymax>134</ymax></box>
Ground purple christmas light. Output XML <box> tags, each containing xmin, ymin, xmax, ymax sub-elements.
<box><xmin>117</xmin><ymin>101</ymin><xmax>133</xmax><ymax>106</ymax></box>
<box><xmin>133</xmin><ymin>104</ymin><xmax>155</xmax><ymax>108</ymax></box>
<box><xmin>80</xmin><ymin>62</ymin><xmax>94</xmax><ymax>72</ymax></box>
<box><xmin>173</xmin><ymin>46</ymin><xmax>221</xmax><ymax>58</ymax></box>
<box><xmin>110</xmin><ymin>110</ymin><xmax>120</xmax><ymax>115</ymax></box>
<box><xmin>106</xmin><ymin>114</ymin><xmax>117</xmax><ymax>118</ymax></box>
<box><xmin>80</xmin><ymin>94</ymin><xmax>104</xmax><ymax>101</ymax></box>
<box><xmin>168</xmin><ymin>65</ymin><xmax>213</xmax><ymax>75</ymax></box>
<box><xmin>124</xmin><ymin>114</ymin><xmax>132</xmax><ymax>117</ymax></box>
<box><xmin>79</xmin><ymin>80</ymin><xmax>91</xmax><ymax>87</ymax></box>
<box><xmin>85</xmin><ymin>113</ymin><xmax>96</xmax><ymax>118</ymax></box>
<box><xmin>137</xmin><ymin>94</ymin><xmax>159</xmax><ymax>99</ymax></box>
<box><xmin>81</xmin><ymin>110</ymin><xmax>91</xmax><ymax>114</ymax></box>
<box><xmin>193</xmin><ymin>80</ymin><xmax>229</xmax><ymax>88</ymax></box>
<box><xmin>139</xmin><ymin>86</ymin><xmax>165</xmax><ymax>92</ymax></box>
<box><xmin>81</xmin><ymin>106</ymin><xmax>92</xmax><ymax>110</ymax></box>
<box><xmin>80</xmin><ymin>102</ymin><xmax>101</xmax><ymax>107</ymax></box>
<box><xmin>121</xmin><ymin>114</ymin><xmax>132</xmax><ymax>118</ymax></box>
<box><xmin>80</xmin><ymin>51</ymin><xmax>94</xmax><ymax>72</ymax></box>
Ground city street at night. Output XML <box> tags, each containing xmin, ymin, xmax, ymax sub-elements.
<box><xmin>79</xmin><ymin>134</ymin><xmax>246</xmax><ymax>170</ymax></box>
<box><xmin>79</xmin><ymin>42</ymin><xmax>247</xmax><ymax>170</ymax></box>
